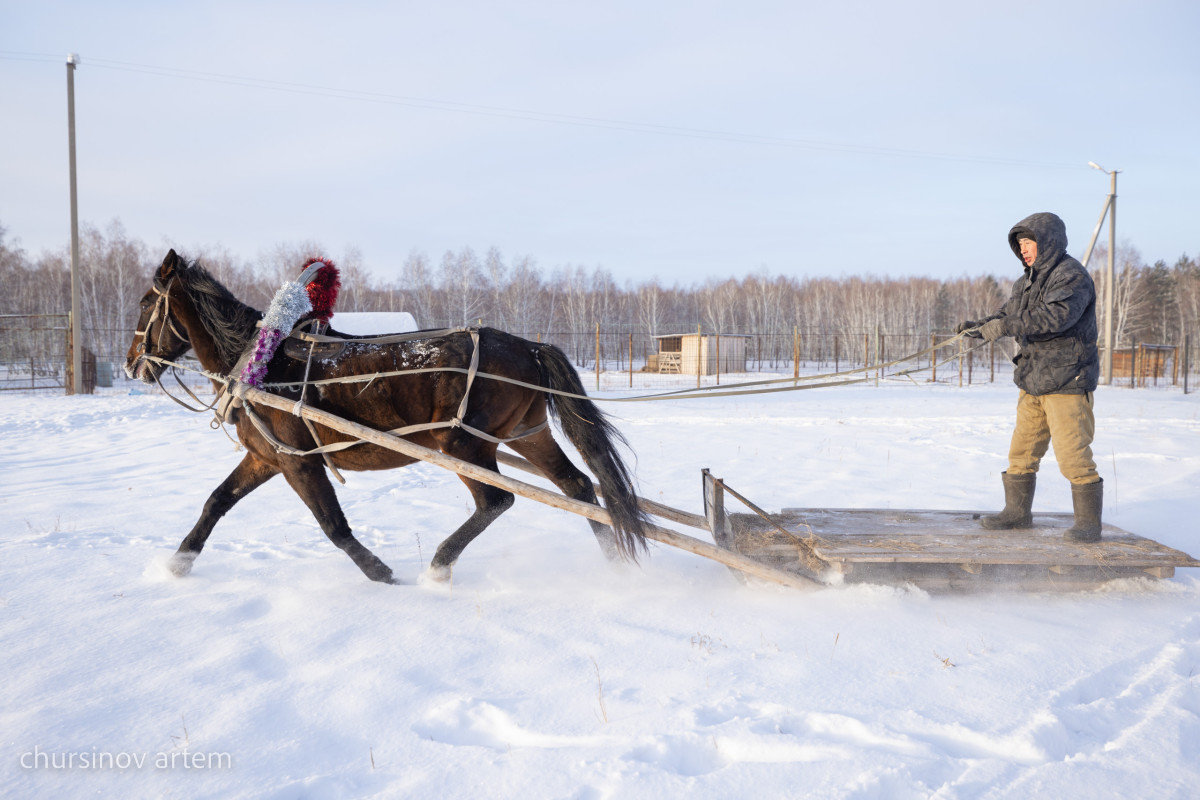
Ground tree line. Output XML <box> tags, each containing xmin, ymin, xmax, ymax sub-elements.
<box><xmin>2</xmin><ymin>218</ymin><xmax>1197</xmax><ymax>368</ymax></box>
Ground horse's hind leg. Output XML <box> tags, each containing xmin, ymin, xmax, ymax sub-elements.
<box><xmin>428</xmin><ymin>439</ymin><xmax>515</xmax><ymax>583</ymax></box>
<box><xmin>280</xmin><ymin>459</ymin><xmax>397</xmax><ymax>584</ymax></box>
<box><xmin>170</xmin><ymin>453</ymin><xmax>278</xmax><ymax>577</ymax></box>
<box><xmin>508</xmin><ymin>429</ymin><xmax>622</xmax><ymax>562</ymax></box>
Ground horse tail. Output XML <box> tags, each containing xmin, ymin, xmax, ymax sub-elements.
<box><xmin>537</xmin><ymin>343</ymin><xmax>649</xmax><ymax>561</ymax></box>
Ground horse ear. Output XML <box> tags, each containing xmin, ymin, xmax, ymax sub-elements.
<box><xmin>159</xmin><ymin>249</ymin><xmax>179</xmax><ymax>279</ymax></box>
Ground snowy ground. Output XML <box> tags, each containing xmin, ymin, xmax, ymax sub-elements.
<box><xmin>2</xmin><ymin>380</ymin><xmax>1198</xmax><ymax>798</ymax></box>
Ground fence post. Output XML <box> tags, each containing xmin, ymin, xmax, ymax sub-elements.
<box><xmin>958</xmin><ymin>337</ymin><xmax>964</xmax><ymax>387</ymax></box>
<box><xmin>595</xmin><ymin>322</ymin><xmax>600</xmax><ymax>392</ymax></box>
<box><xmin>628</xmin><ymin>332</ymin><xmax>633</xmax><ymax>388</ymax></box>
<box><xmin>930</xmin><ymin>333</ymin><xmax>937</xmax><ymax>383</ymax></box>
<box><xmin>1130</xmin><ymin>337</ymin><xmax>1137</xmax><ymax>389</ymax></box>
<box><xmin>715</xmin><ymin>332</ymin><xmax>721</xmax><ymax>386</ymax></box>
<box><xmin>874</xmin><ymin>324</ymin><xmax>881</xmax><ymax>387</ymax></box>
<box><xmin>1185</xmin><ymin>335</ymin><xmax>1191</xmax><ymax>395</ymax></box>
<box><xmin>64</xmin><ymin>313</ymin><xmax>73</xmax><ymax>396</ymax></box>
<box><xmin>793</xmin><ymin>326</ymin><xmax>799</xmax><ymax>385</ymax></box>
<box><xmin>697</xmin><ymin>324</ymin><xmax>702</xmax><ymax>389</ymax></box>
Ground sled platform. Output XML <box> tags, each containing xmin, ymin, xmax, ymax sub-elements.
<box><xmin>702</xmin><ymin>472</ymin><xmax>1200</xmax><ymax>592</ymax></box>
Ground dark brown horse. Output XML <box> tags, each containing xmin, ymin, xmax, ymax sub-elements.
<box><xmin>124</xmin><ymin>249</ymin><xmax>647</xmax><ymax>584</ymax></box>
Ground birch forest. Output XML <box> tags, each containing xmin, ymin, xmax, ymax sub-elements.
<box><xmin>2</xmin><ymin>219</ymin><xmax>1198</xmax><ymax>372</ymax></box>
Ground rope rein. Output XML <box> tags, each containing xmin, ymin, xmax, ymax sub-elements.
<box><xmin>141</xmin><ymin>313</ymin><xmax>985</xmax><ymax>470</ymax></box>
<box><xmin>145</xmin><ymin>327</ymin><xmax>985</xmax><ymax>408</ymax></box>
<box><xmin>259</xmin><ymin>328</ymin><xmax>986</xmax><ymax>403</ymax></box>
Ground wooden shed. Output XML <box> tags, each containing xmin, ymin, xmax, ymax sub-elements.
<box><xmin>1109</xmin><ymin>344</ymin><xmax>1176</xmax><ymax>385</ymax></box>
<box><xmin>653</xmin><ymin>333</ymin><xmax>751</xmax><ymax>375</ymax></box>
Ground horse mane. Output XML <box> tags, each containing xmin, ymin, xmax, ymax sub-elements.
<box><xmin>176</xmin><ymin>258</ymin><xmax>262</xmax><ymax>369</ymax></box>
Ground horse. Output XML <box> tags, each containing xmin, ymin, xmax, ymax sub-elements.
<box><xmin>124</xmin><ymin>249</ymin><xmax>647</xmax><ymax>584</ymax></box>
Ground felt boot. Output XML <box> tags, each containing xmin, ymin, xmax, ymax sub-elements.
<box><xmin>980</xmin><ymin>472</ymin><xmax>1035</xmax><ymax>530</ymax></box>
<box><xmin>1065</xmin><ymin>478</ymin><xmax>1103</xmax><ymax>543</ymax></box>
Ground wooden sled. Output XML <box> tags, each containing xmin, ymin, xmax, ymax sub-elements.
<box><xmin>702</xmin><ymin>469</ymin><xmax>1200</xmax><ymax>592</ymax></box>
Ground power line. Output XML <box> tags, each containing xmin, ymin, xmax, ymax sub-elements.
<box><xmin>2</xmin><ymin>50</ymin><xmax>1084</xmax><ymax>170</ymax></box>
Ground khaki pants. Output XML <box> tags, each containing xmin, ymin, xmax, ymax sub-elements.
<box><xmin>1007</xmin><ymin>390</ymin><xmax>1098</xmax><ymax>485</ymax></box>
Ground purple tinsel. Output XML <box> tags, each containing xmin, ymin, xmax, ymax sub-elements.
<box><xmin>240</xmin><ymin>327</ymin><xmax>286</xmax><ymax>387</ymax></box>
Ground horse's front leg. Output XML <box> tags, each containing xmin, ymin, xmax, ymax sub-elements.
<box><xmin>280</xmin><ymin>458</ymin><xmax>397</xmax><ymax>584</ymax></box>
<box><xmin>170</xmin><ymin>453</ymin><xmax>279</xmax><ymax>577</ymax></box>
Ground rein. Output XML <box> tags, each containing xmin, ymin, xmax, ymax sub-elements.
<box><xmin>137</xmin><ymin>274</ymin><xmax>983</xmax><ymax>478</ymax></box>
<box><xmin>151</xmin><ymin>365</ymin><xmax>221</xmax><ymax>414</ymax></box>
<box><xmin>143</xmin><ymin>327</ymin><xmax>982</xmax><ymax>410</ymax></box>
<box><xmin>259</xmin><ymin>330</ymin><xmax>985</xmax><ymax>403</ymax></box>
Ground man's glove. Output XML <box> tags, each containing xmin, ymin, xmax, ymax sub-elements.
<box><xmin>955</xmin><ymin>319</ymin><xmax>982</xmax><ymax>337</ymax></box>
<box><xmin>979</xmin><ymin>318</ymin><xmax>1007</xmax><ymax>343</ymax></box>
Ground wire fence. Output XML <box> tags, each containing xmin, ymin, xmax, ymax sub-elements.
<box><xmin>0</xmin><ymin>314</ymin><xmax>72</xmax><ymax>392</ymax></box>
<box><xmin>1</xmin><ymin>318</ymin><xmax>1195</xmax><ymax>396</ymax></box>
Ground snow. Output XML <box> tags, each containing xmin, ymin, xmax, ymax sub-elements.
<box><xmin>2</xmin><ymin>380</ymin><xmax>1199</xmax><ymax>798</ymax></box>
<box><xmin>331</xmin><ymin>312</ymin><xmax>419</xmax><ymax>336</ymax></box>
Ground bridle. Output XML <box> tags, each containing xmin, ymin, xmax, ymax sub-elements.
<box><xmin>133</xmin><ymin>276</ymin><xmax>219</xmax><ymax>414</ymax></box>
<box><xmin>134</xmin><ymin>276</ymin><xmax>191</xmax><ymax>358</ymax></box>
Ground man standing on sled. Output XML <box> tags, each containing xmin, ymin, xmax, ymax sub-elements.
<box><xmin>956</xmin><ymin>211</ymin><xmax>1104</xmax><ymax>542</ymax></box>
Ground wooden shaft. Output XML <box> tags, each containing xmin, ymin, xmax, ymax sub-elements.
<box><xmin>241</xmin><ymin>386</ymin><xmax>817</xmax><ymax>589</ymax></box>
<box><xmin>494</xmin><ymin>450</ymin><xmax>710</xmax><ymax>531</ymax></box>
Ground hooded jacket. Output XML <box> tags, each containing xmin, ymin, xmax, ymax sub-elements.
<box><xmin>981</xmin><ymin>212</ymin><xmax>1099</xmax><ymax>395</ymax></box>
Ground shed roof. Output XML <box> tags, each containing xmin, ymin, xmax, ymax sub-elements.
<box><xmin>331</xmin><ymin>312</ymin><xmax>418</xmax><ymax>335</ymax></box>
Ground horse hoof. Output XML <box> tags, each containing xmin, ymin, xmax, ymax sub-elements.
<box><xmin>168</xmin><ymin>552</ymin><xmax>196</xmax><ymax>577</ymax></box>
<box><xmin>365</xmin><ymin>566</ymin><xmax>397</xmax><ymax>584</ymax></box>
<box><xmin>423</xmin><ymin>564</ymin><xmax>453</xmax><ymax>584</ymax></box>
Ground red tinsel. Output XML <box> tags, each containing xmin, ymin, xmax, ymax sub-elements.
<box><xmin>300</xmin><ymin>257</ymin><xmax>340</xmax><ymax>323</ymax></box>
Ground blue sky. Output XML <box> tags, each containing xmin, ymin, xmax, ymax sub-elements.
<box><xmin>2</xmin><ymin>0</ymin><xmax>1197</xmax><ymax>283</ymax></box>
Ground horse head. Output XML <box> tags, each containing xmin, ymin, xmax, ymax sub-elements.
<box><xmin>124</xmin><ymin>249</ymin><xmax>194</xmax><ymax>382</ymax></box>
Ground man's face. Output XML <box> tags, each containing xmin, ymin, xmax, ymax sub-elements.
<box><xmin>1018</xmin><ymin>238</ymin><xmax>1038</xmax><ymax>267</ymax></box>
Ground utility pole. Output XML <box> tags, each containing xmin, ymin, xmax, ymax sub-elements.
<box><xmin>1083</xmin><ymin>161</ymin><xmax>1119</xmax><ymax>385</ymax></box>
<box><xmin>67</xmin><ymin>53</ymin><xmax>83</xmax><ymax>395</ymax></box>
<box><xmin>1104</xmin><ymin>167</ymin><xmax>1116</xmax><ymax>386</ymax></box>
